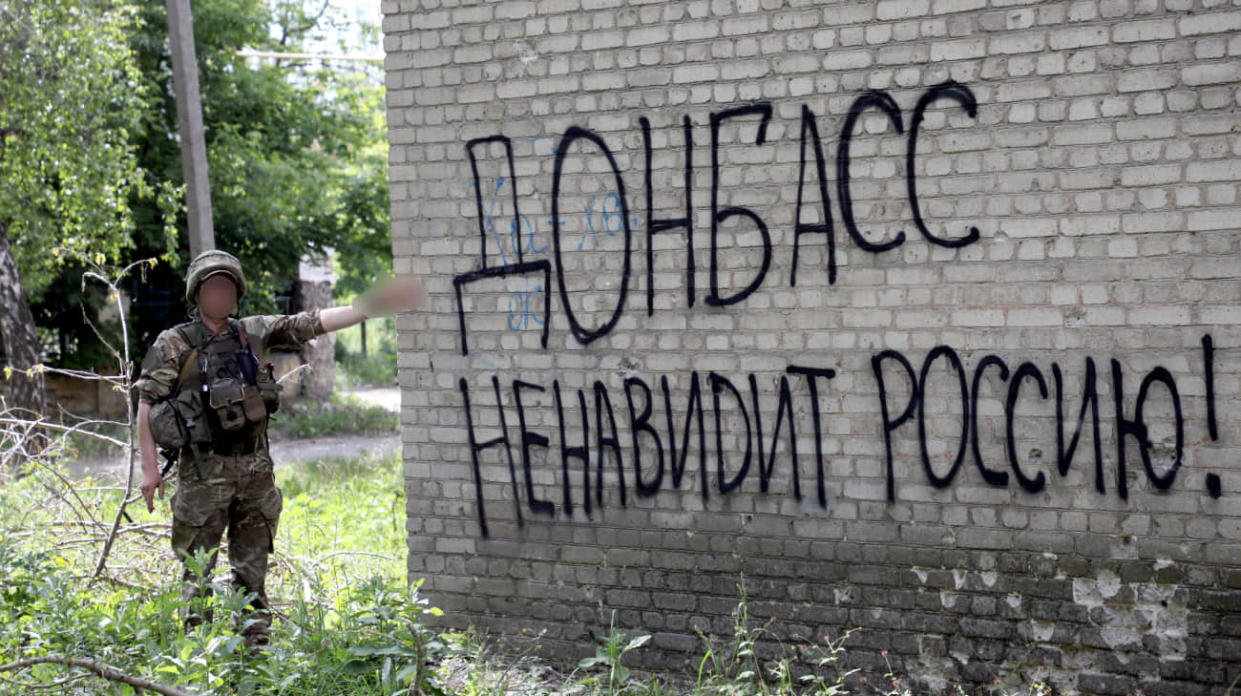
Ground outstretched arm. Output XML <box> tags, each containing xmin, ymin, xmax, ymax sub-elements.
<box><xmin>318</xmin><ymin>305</ymin><xmax>368</xmax><ymax>334</ymax></box>
<box><xmin>317</xmin><ymin>276</ymin><xmax>425</xmax><ymax>335</ymax></box>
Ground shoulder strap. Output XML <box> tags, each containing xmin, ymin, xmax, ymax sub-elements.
<box><xmin>173</xmin><ymin>347</ymin><xmax>199</xmax><ymax>393</ymax></box>
<box><xmin>171</xmin><ymin>322</ymin><xmax>201</xmax><ymax>394</ymax></box>
<box><xmin>230</xmin><ymin>317</ymin><xmax>265</xmax><ymax>387</ymax></box>
<box><xmin>230</xmin><ymin>318</ymin><xmax>251</xmax><ymax>350</ymax></box>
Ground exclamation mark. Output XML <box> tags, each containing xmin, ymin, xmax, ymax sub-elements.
<box><xmin>1203</xmin><ymin>334</ymin><xmax>1222</xmax><ymax>499</ymax></box>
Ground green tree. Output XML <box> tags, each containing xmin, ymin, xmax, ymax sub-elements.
<box><xmin>8</xmin><ymin>0</ymin><xmax>392</xmax><ymax>381</ymax></box>
<box><xmin>329</xmin><ymin>82</ymin><xmax>394</xmax><ymax>304</ymax></box>
<box><xmin>117</xmin><ymin>0</ymin><xmax>388</xmax><ymax>350</ymax></box>
<box><xmin>0</xmin><ymin>0</ymin><xmax>177</xmax><ymax>419</ymax></box>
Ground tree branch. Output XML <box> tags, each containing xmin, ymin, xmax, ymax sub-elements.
<box><xmin>0</xmin><ymin>656</ymin><xmax>201</xmax><ymax>696</ymax></box>
<box><xmin>81</xmin><ymin>261</ymin><xmax>148</xmax><ymax>581</ymax></box>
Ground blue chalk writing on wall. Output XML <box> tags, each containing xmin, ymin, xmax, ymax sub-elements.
<box><xmin>507</xmin><ymin>280</ymin><xmax>545</xmax><ymax>331</ymax></box>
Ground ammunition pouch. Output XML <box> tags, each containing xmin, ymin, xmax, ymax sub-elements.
<box><xmin>148</xmin><ymin>397</ymin><xmax>188</xmax><ymax>452</ymax></box>
<box><xmin>256</xmin><ymin>363</ymin><xmax>282</xmax><ymax>414</ymax></box>
<box><xmin>149</xmin><ymin>389</ymin><xmax>210</xmax><ymax>452</ymax></box>
<box><xmin>208</xmin><ymin>376</ymin><xmax>266</xmax><ymax>431</ymax></box>
<box><xmin>242</xmin><ymin>384</ymin><xmax>267</xmax><ymax>423</ymax></box>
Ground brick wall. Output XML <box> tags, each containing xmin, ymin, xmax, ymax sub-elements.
<box><xmin>382</xmin><ymin>0</ymin><xmax>1241</xmax><ymax>692</ymax></box>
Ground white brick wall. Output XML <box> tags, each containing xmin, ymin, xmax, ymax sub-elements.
<box><xmin>384</xmin><ymin>0</ymin><xmax>1241</xmax><ymax>691</ymax></box>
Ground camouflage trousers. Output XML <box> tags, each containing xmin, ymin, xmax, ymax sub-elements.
<box><xmin>170</xmin><ymin>449</ymin><xmax>283</xmax><ymax>647</ymax></box>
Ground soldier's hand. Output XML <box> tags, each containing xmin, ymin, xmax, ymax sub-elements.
<box><xmin>140</xmin><ymin>470</ymin><xmax>165</xmax><ymax>512</ymax></box>
<box><xmin>355</xmin><ymin>276</ymin><xmax>425</xmax><ymax>317</ymax></box>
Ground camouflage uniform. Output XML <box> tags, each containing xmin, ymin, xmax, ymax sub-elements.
<box><xmin>135</xmin><ymin>310</ymin><xmax>324</xmax><ymax>645</ymax></box>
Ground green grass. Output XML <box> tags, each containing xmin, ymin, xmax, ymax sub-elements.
<box><xmin>269</xmin><ymin>391</ymin><xmax>398</xmax><ymax>439</ymax></box>
<box><xmin>274</xmin><ymin>452</ymin><xmax>407</xmax><ymax>587</ymax></box>
<box><xmin>0</xmin><ymin>450</ymin><xmax>444</xmax><ymax>695</ymax></box>
<box><xmin>0</xmin><ymin>444</ymin><xmax>1204</xmax><ymax>695</ymax></box>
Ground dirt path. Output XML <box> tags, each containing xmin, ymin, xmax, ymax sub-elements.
<box><xmin>268</xmin><ymin>432</ymin><xmax>400</xmax><ymax>464</ymax></box>
<box><xmin>63</xmin><ymin>387</ymin><xmax>402</xmax><ymax>480</ymax></box>
<box><xmin>348</xmin><ymin>386</ymin><xmax>401</xmax><ymax>412</ymax></box>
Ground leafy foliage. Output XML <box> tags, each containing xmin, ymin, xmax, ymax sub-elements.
<box><xmin>576</xmin><ymin>611</ymin><xmax>654</xmax><ymax>696</ymax></box>
<box><xmin>126</xmin><ymin>0</ymin><xmax>386</xmax><ymax>315</ymax></box>
<box><xmin>0</xmin><ymin>451</ymin><xmax>448</xmax><ymax>696</ymax></box>
<box><xmin>0</xmin><ymin>0</ymin><xmax>179</xmax><ymax>295</ymax></box>
<box><xmin>22</xmin><ymin>0</ymin><xmax>393</xmax><ymax>364</ymax></box>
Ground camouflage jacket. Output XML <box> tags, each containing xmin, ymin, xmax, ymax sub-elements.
<box><xmin>135</xmin><ymin>310</ymin><xmax>325</xmax><ymax>407</ymax></box>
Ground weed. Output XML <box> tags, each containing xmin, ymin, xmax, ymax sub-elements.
<box><xmin>574</xmin><ymin>609</ymin><xmax>654</xmax><ymax>696</ymax></box>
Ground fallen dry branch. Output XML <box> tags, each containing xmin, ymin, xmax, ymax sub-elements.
<box><xmin>0</xmin><ymin>415</ymin><xmax>131</xmax><ymax>451</ymax></box>
<box><xmin>0</xmin><ymin>655</ymin><xmax>201</xmax><ymax>696</ymax></box>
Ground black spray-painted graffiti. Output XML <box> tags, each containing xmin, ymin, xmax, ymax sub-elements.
<box><xmin>456</xmin><ymin>81</ymin><xmax>984</xmax><ymax>350</ymax></box>
<box><xmin>459</xmin><ymin>335</ymin><xmax>1223</xmax><ymax>537</ymax></box>
<box><xmin>871</xmin><ymin>338</ymin><xmax>1221</xmax><ymax>502</ymax></box>
<box><xmin>449</xmin><ymin>81</ymin><xmax>1229</xmax><ymax>537</ymax></box>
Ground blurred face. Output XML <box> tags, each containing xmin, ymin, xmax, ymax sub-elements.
<box><xmin>197</xmin><ymin>273</ymin><xmax>238</xmax><ymax>319</ymax></box>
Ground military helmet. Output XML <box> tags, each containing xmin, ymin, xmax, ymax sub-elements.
<box><xmin>185</xmin><ymin>250</ymin><xmax>248</xmax><ymax>304</ymax></box>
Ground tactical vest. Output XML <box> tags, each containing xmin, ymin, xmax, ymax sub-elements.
<box><xmin>149</xmin><ymin>317</ymin><xmax>282</xmax><ymax>458</ymax></box>
<box><xmin>186</xmin><ymin>318</ymin><xmax>263</xmax><ymax>442</ymax></box>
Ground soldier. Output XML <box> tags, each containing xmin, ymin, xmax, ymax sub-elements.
<box><xmin>134</xmin><ymin>249</ymin><xmax>422</xmax><ymax>648</ymax></box>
